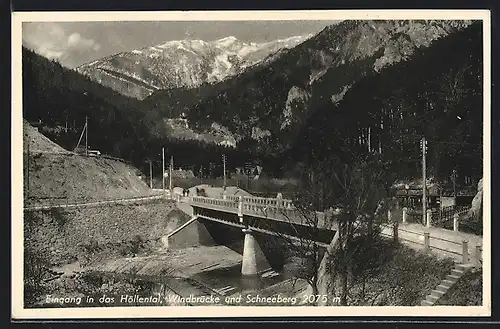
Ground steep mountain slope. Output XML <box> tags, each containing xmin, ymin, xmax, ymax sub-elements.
<box><xmin>76</xmin><ymin>35</ymin><xmax>312</xmax><ymax>99</ymax></box>
<box><xmin>283</xmin><ymin>21</ymin><xmax>482</xmax><ymax>182</ymax></box>
<box><xmin>22</xmin><ymin>48</ymin><xmax>254</xmax><ymax>176</ymax></box>
<box><xmin>177</xmin><ymin>20</ymin><xmax>472</xmax><ymax>151</ymax></box>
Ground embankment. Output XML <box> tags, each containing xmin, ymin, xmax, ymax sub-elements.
<box><xmin>25</xmin><ymin>153</ymin><xmax>155</xmax><ymax>206</ymax></box>
<box><xmin>23</xmin><ymin>119</ymin><xmax>154</xmax><ymax>206</ymax></box>
<box><xmin>24</xmin><ymin>199</ymin><xmax>191</xmax><ymax>266</ymax></box>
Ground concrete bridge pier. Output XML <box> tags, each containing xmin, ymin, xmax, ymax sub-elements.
<box><xmin>241</xmin><ymin>228</ymin><xmax>271</xmax><ymax>276</ymax></box>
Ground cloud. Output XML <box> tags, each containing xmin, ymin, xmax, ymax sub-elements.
<box><xmin>37</xmin><ymin>43</ymin><xmax>64</xmax><ymax>60</ymax></box>
<box><xmin>67</xmin><ymin>32</ymin><xmax>82</xmax><ymax>47</ymax></box>
<box><xmin>22</xmin><ymin>23</ymin><xmax>101</xmax><ymax>68</ymax></box>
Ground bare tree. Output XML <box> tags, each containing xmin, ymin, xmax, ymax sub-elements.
<box><xmin>256</xmin><ymin>153</ymin><xmax>393</xmax><ymax>306</ymax></box>
<box><xmin>251</xmin><ymin>160</ymin><xmax>336</xmax><ymax>305</ymax></box>
<box><xmin>323</xmin><ymin>154</ymin><xmax>393</xmax><ymax>305</ymax></box>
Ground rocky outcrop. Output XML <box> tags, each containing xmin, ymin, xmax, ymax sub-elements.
<box><xmin>316</xmin><ymin>230</ymin><xmax>340</xmax><ymax>305</ymax></box>
<box><xmin>469</xmin><ymin>178</ymin><xmax>483</xmax><ymax>220</ymax></box>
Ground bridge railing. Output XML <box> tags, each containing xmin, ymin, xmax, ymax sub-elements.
<box><xmin>241</xmin><ymin>196</ymin><xmax>293</xmax><ymax>209</ymax></box>
<box><xmin>224</xmin><ymin>195</ymin><xmax>241</xmax><ymax>203</ymax></box>
<box><xmin>194</xmin><ymin>195</ymin><xmax>294</xmax><ymax>210</ymax></box>
<box><xmin>191</xmin><ymin>196</ymin><xmax>239</xmax><ymax>209</ymax></box>
<box><xmin>190</xmin><ymin>195</ymin><xmax>295</xmax><ymax>215</ymax></box>
<box><xmin>190</xmin><ymin>195</ymin><xmax>335</xmax><ymax>230</ymax></box>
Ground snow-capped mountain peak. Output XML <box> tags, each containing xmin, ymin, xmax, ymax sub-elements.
<box><xmin>76</xmin><ymin>34</ymin><xmax>313</xmax><ymax>99</ymax></box>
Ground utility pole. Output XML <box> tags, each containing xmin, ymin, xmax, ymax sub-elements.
<box><xmin>169</xmin><ymin>156</ymin><xmax>173</xmax><ymax>196</ymax></box>
<box><xmin>439</xmin><ymin>185</ymin><xmax>442</xmax><ymax>221</ymax></box>
<box><xmin>222</xmin><ymin>154</ymin><xmax>227</xmax><ymax>190</ymax></box>
<box><xmin>452</xmin><ymin>169</ymin><xmax>457</xmax><ymax>198</ymax></box>
<box><xmin>162</xmin><ymin>147</ymin><xmax>165</xmax><ymax>192</ymax></box>
<box><xmin>85</xmin><ymin>116</ymin><xmax>88</xmax><ymax>156</ymax></box>
<box><xmin>26</xmin><ymin>138</ymin><xmax>30</xmax><ymax>198</ymax></box>
<box><xmin>149</xmin><ymin>160</ymin><xmax>153</xmax><ymax>189</ymax></box>
<box><xmin>246</xmin><ymin>166</ymin><xmax>251</xmax><ymax>191</ymax></box>
<box><xmin>421</xmin><ymin>137</ymin><xmax>428</xmax><ymax>225</ymax></box>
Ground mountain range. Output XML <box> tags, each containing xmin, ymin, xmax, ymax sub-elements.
<box><xmin>22</xmin><ymin>19</ymin><xmax>482</xmax><ymax>183</ymax></box>
<box><xmin>179</xmin><ymin>20</ymin><xmax>473</xmax><ymax>148</ymax></box>
<box><xmin>76</xmin><ymin>35</ymin><xmax>312</xmax><ymax>99</ymax></box>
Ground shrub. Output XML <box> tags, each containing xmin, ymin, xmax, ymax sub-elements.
<box><xmin>118</xmin><ymin>235</ymin><xmax>144</xmax><ymax>256</ymax></box>
<box><xmin>80</xmin><ymin>238</ymin><xmax>100</xmax><ymax>254</ymax></box>
<box><xmin>24</xmin><ymin>246</ymin><xmax>51</xmax><ymax>307</ymax></box>
<box><xmin>50</xmin><ymin>208</ymin><xmax>68</xmax><ymax>229</ymax></box>
<box><xmin>347</xmin><ymin>241</ymin><xmax>455</xmax><ymax>306</ymax></box>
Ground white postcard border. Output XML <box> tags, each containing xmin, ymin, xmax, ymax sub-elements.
<box><xmin>11</xmin><ymin>9</ymin><xmax>492</xmax><ymax>319</ymax></box>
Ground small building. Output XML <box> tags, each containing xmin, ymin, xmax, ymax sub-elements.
<box><xmin>395</xmin><ymin>188</ymin><xmax>440</xmax><ymax>209</ymax></box>
<box><xmin>394</xmin><ymin>181</ymin><xmax>476</xmax><ymax>210</ymax></box>
<box><xmin>169</xmin><ymin>168</ymin><xmax>195</xmax><ymax>179</ymax></box>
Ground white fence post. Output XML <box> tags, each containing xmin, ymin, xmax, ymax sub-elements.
<box><xmin>473</xmin><ymin>244</ymin><xmax>482</xmax><ymax>267</ymax></box>
<box><xmin>424</xmin><ymin>232</ymin><xmax>430</xmax><ymax>251</ymax></box>
<box><xmin>426</xmin><ymin>209</ymin><xmax>432</xmax><ymax>228</ymax></box>
<box><xmin>453</xmin><ymin>213</ymin><xmax>459</xmax><ymax>232</ymax></box>
<box><xmin>462</xmin><ymin>240</ymin><xmax>469</xmax><ymax>264</ymax></box>
<box><xmin>393</xmin><ymin>223</ymin><xmax>398</xmax><ymax>242</ymax></box>
<box><xmin>402</xmin><ymin>207</ymin><xmax>407</xmax><ymax>223</ymax></box>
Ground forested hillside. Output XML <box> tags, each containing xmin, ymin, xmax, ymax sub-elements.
<box><xmin>282</xmin><ymin>22</ymin><xmax>482</xmax><ymax>184</ymax></box>
<box><xmin>22</xmin><ymin>48</ymin><xmax>252</xmax><ymax>176</ymax></box>
<box><xmin>171</xmin><ymin>20</ymin><xmax>472</xmax><ymax>152</ymax></box>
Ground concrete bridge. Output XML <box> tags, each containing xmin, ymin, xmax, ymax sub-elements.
<box><xmin>167</xmin><ymin>195</ymin><xmax>338</xmax><ymax>277</ymax></box>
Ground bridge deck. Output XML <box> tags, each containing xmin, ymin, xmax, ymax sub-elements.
<box><xmin>189</xmin><ymin>196</ymin><xmax>335</xmax><ymax>231</ymax></box>
<box><xmin>188</xmin><ymin>196</ymin><xmax>337</xmax><ymax>247</ymax></box>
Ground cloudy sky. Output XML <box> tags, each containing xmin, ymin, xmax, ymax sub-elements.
<box><xmin>22</xmin><ymin>21</ymin><xmax>338</xmax><ymax>68</ymax></box>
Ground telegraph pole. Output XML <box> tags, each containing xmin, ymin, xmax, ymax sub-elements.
<box><xmin>452</xmin><ymin>169</ymin><xmax>457</xmax><ymax>198</ymax></box>
<box><xmin>162</xmin><ymin>147</ymin><xmax>165</xmax><ymax>192</ymax></box>
<box><xmin>26</xmin><ymin>138</ymin><xmax>30</xmax><ymax>198</ymax></box>
<box><xmin>149</xmin><ymin>160</ymin><xmax>153</xmax><ymax>189</ymax></box>
<box><xmin>85</xmin><ymin>116</ymin><xmax>88</xmax><ymax>156</ymax></box>
<box><xmin>421</xmin><ymin>137</ymin><xmax>428</xmax><ymax>225</ymax></box>
<box><xmin>169</xmin><ymin>156</ymin><xmax>173</xmax><ymax>196</ymax></box>
<box><xmin>222</xmin><ymin>154</ymin><xmax>227</xmax><ymax>190</ymax></box>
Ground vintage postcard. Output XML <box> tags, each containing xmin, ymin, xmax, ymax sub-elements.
<box><xmin>11</xmin><ymin>10</ymin><xmax>491</xmax><ymax>319</ymax></box>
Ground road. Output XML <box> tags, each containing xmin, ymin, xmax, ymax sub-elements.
<box><xmin>24</xmin><ymin>194</ymin><xmax>166</xmax><ymax>211</ymax></box>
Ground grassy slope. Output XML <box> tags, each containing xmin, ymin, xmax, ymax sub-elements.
<box><xmin>23</xmin><ymin>121</ymin><xmax>154</xmax><ymax>205</ymax></box>
<box><xmin>23</xmin><ymin>119</ymin><xmax>71</xmax><ymax>154</ymax></box>
<box><xmin>25</xmin><ymin>153</ymin><xmax>154</xmax><ymax>204</ymax></box>
<box><xmin>348</xmin><ymin>240</ymin><xmax>455</xmax><ymax>306</ymax></box>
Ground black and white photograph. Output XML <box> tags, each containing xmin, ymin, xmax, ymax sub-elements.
<box><xmin>11</xmin><ymin>10</ymin><xmax>491</xmax><ymax>318</ymax></box>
